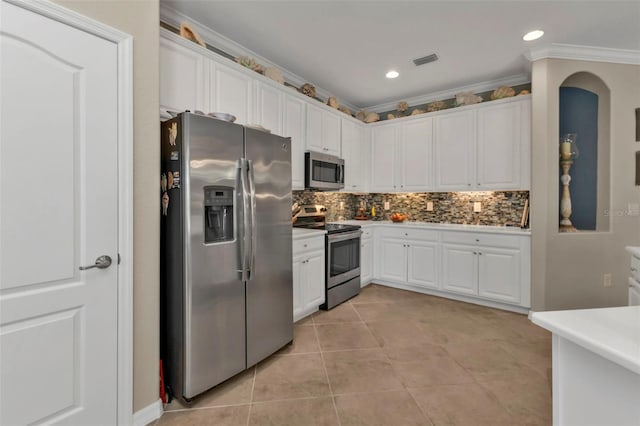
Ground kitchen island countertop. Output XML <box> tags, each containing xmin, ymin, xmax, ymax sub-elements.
<box><xmin>532</xmin><ymin>306</ymin><xmax>640</xmax><ymax>374</ymax></box>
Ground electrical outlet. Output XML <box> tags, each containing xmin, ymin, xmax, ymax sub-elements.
<box><xmin>426</xmin><ymin>201</ymin><xmax>434</xmax><ymax>211</ymax></box>
<box><xmin>473</xmin><ymin>202</ymin><xmax>482</xmax><ymax>213</ymax></box>
<box><xmin>384</xmin><ymin>201</ymin><xmax>390</xmax><ymax>210</ymax></box>
<box><xmin>339</xmin><ymin>201</ymin><xmax>344</xmax><ymax>209</ymax></box>
<box><xmin>603</xmin><ymin>273</ymin><xmax>612</xmax><ymax>288</ymax></box>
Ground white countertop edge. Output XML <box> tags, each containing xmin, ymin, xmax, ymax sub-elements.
<box><xmin>292</xmin><ymin>228</ymin><xmax>327</xmax><ymax>239</ymax></box>
<box><xmin>329</xmin><ymin>220</ymin><xmax>531</xmax><ymax>235</ymax></box>
<box><xmin>531</xmin><ymin>306</ymin><xmax>640</xmax><ymax>375</ymax></box>
<box><xmin>626</xmin><ymin>246</ymin><xmax>640</xmax><ymax>258</ymax></box>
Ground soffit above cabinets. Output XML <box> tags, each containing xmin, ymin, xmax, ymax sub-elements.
<box><xmin>161</xmin><ymin>1</ymin><xmax>640</xmax><ymax>110</ymax></box>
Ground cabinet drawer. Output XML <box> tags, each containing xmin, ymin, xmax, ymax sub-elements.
<box><xmin>378</xmin><ymin>226</ymin><xmax>438</xmax><ymax>241</ymax></box>
<box><xmin>442</xmin><ymin>231</ymin><xmax>521</xmax><ymax>249</ymax></box>
<box><xmin>631</xmin><ymin>255</ymin><xmax>640</xmax><ymax>282</ymax></box>
<box><xmin>361</xmin><ymin>227</ymin><xmax>373</xmax><ymax>239</ymax></box>
<box><xmin>293</xmin><ymin>236</ymin><xmax>325</xmax><ymax>253</ymax></box>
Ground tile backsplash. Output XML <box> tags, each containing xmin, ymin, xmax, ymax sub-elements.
<box><xmin>293</xmin><ymin>190</ymin><xmax>529</xmax><ymax>227</ymax></box>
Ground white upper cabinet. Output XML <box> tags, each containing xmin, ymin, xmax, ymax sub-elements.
<box><xmin>284</xmin><ymin>94</ymin><xmax>306</xmax><ymax>190</ymax></box>
<box><xmin>434</xmin><ymin>110</ymin><xmax>476</xmax><ymax>190</ymax></box>
<box><xmin>306</xmin><ymin>103</ymin><xmax>341</xmax><ymax>156</ymax></box>
<box><xmin>476</xmin><ymin>101</ymin><xmax>523</xmax><ymax>190</ymax></box>
<box><xmin>210</xmin><ymin>61</ymin><xmax>253</xmax><ymax>125</ymax></box>
<box><xmin>434</xmin><ymin>97</ymin><xmax>531</xmax><ymax>191</ymax></box>
<box><xmin>254</xmin><ymin>82</ymin><xmax>283</xmax><ymax>135</ymax></box>
<box><xmin>370</xmin><ymin>117</ymin><xmax>432</xmax><ymax>192</ymax></box>
<box><xmin>342</xmin><ymin>120</ymin><xmax>370</xmax><ymax>192</ymax></box>
<box><xmin>160</xmin><ymin>37</ymin><xmax>207</xmax><ymax>114</ymax></box>
<box><xmin>400</xmin><ymin>118</ymin><xmax>433</xmax><ymax>191</ymax></box>
<box><xmin>370</xmin><ymin>124</ymin><xmax>398</xmax><ymax>192</ymax></box>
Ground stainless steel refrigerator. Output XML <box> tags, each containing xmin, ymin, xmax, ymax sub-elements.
<box><xmin>160</xmin><ymin>112</ymin><xmax>293</xmax><ymax>401</ymax></box>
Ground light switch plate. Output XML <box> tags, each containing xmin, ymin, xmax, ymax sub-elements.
<box><xmin>473</xmin><ymin>202</ymin><xmax>482</xmax><ymax>213</ymax></box>
<box><xmin>426</xmin><ymin>201</ymin><xmax>434</xmax><ymax>211</ymax></box>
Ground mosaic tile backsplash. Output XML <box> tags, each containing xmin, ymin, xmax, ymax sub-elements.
<box><xmin>293</xmin><ymin>190</ymin><xmax>530</xmax><ymax>227</ymax></box>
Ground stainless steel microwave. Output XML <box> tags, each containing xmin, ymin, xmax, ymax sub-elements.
<box><xmin>305</xmin><ymin>151</ymin><xmax>345</xmax><ymax>190</ymax></box>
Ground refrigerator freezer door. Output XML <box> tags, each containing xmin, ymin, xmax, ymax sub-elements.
<box><xmin>184</xmin><ymin>114</ymin><xmax>247</xmax><ymax>398</ymax></box>
<box><xmin>244</xmin><ymin>129</ymin><xmax>294</xmax><ymax>366</ymax></box>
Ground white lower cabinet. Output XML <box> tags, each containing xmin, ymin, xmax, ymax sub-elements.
<box><xmin>376</xmin><ymin>228</ymin><xmax>439</xmax><ymax>291</ymax></box>
<box><xmin>441</xmin><ymin>231</ymin><xmax>526</xmax><ymax>306</ymax></box>
<box><xmin>360</xmin><ymin>227</ymin><xmax>373</xmax><ymax>285</ymax></box>
<box><xmin>374</xmin><ymin>226</ymin><xmax>530</xmax><ymax>310</ymax></box>
<box><xmin>293</xmin><ymin>234</ymin><xmax>325</xmax><ymax>322</ymax></box>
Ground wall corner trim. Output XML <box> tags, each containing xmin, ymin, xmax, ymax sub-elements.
<box><xmin>133</xmin><ymin>399</ymin><xmax>163</xmax><ymax>426</ymax></box>
<box><xmin>525</xmin><ymin>43</ymin><xmax>640</xmax><ymax>65</ymax></box>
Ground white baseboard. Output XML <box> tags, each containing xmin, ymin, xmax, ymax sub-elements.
<box><xmin>133</xmin><ymin>398</ymin><xmax>163</xmax><ymax>426</ymax></box>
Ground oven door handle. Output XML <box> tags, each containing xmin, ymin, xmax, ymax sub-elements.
<box><xmin>326</xmin><ymin>230</ymin><xmax>362</xmax><ymax>243</ymax></box>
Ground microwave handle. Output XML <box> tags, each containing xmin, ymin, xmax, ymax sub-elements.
<box><xmin>337</xmin><ymin>163</ymin><xmax>344</xmax><ymax>183</ymax></box>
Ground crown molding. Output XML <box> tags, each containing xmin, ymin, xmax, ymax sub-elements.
<box><xmin>159</xmin><ymin>4</ymin><xmax>359</xmax><ymax>113</ymax></box>
<box><xmin>525</xmin><ymin>43</ymin><xmax>640</xmax><ymax>65</ymax></box>
<box><xmin>363</xmin><ymin>74</ymin><xmax>531</xmax><ymax>113</ymax></box>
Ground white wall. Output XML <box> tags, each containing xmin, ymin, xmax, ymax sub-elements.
<box><xmin>531</xmin><ymin>58</ymin><xmax>640</xmax><ymax>311</ymax></box>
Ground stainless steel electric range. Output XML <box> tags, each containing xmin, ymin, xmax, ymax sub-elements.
<box><xmin>293</xmin><ymin>205</ymin><xmax>362</xmax><ymax>309</ymax></box>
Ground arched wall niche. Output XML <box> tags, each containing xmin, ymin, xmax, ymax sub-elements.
<box><xmin>559</xmin><ymin>71</ymin><xmax>611</xmax><ymax>232</ymax></box>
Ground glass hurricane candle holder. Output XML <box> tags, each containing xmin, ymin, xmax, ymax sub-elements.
<box><xmin>559</xmin><ymin>133</ymin><xmax>579</xmax><ymax>161</ymax></box>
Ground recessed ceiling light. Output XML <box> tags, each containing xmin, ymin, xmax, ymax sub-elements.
<box><xmin>523</xmin><ymin>30</ymin><xmax>544</xmax><ymax>41</ymax></box>
<box><xmin>386</xmin><ymin>70</ymin><xmax>399</xmax><ymax>79</ymax></box>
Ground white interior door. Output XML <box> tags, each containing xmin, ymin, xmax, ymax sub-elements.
<box><xmin>1</xmin><ymin>2</ymin><xmax>119</xmax><ymax>424</ymax></box>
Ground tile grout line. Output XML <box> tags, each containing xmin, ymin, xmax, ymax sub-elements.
<box><xmin>245</xmin><ymin>365</ymin><xmax>257</xmax><ymax>426</ymax></box>
<box><xmin>351</xmin><ymin>297</ymin><xmax>437</xmax><ymax>426</ymax></box>
<box><xmin>312</xmin><ymin>315</ymin><xmax>342</xmax><ymax>426</ymax></box>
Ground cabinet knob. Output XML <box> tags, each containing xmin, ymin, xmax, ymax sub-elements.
<box><xmin>479</xmin><ymin>252</ymin><xmax>482</xmax><ymax>255</ymax></box>
<box><xmin>475</xmin><ymin>239</ymin><xmax>479</xmax><ymax>242</ymax></box>
<box><xmin>473</xmin><ymin>251</ymin><xmax>477</xmax><ymax>255</ymax></box>
<box><xmin>404</xmin><ymin>233</ymin><xmax>408</xmax><ymax>236</ymax></box>
<box><xmin>401</xmin><ymin>185</ymin><xmax>404</xmax><ymax>188</ymax></box>
<box><xmin>304</xmin><ymin>244</ymin><xmax>307</xmax><ymax>248</ymax></box>
<box><xmin>478</xmin><ymin>183</ymin><xmax>481</xmax><ymax>186</ymax></box>
<box><xmin>468</xmin><ymin>183</ymin><xmax>471</xmax><ymax>186</ymax></box>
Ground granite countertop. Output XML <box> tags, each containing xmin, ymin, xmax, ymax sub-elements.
<box><xmin>330</xmin><ymin>220</ymin><xmax>531</xmax><ymax>235</ymax></box>
<box><xmin>626</xmin><ymin>246</ymin><xmax>640</xmax><ymax>258</ymax></box>
<box><xmin>531</xmin><ymin>306</ymin><xmax>640</xmax><ymax>374</ymax></box>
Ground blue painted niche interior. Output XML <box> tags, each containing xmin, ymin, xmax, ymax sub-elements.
<box><xmin>559</xmin><ymin>87</ymin><xmax>598</xmax><ymax>230</ymax></box>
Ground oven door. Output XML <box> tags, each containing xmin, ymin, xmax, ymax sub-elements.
<box><xmin>326</xmin><ymin>230</ymin><xmax>362</xmax><ymax>288</ymax></box>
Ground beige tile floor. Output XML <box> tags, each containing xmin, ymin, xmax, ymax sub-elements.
<box><xmin>156</xmin><ymin>284</ymin><xmax>552</xmax><ymax>426</ymax></box>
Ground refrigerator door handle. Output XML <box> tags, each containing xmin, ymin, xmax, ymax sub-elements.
<box><xmin>247</xmin><ymin>160</ymin><xmax>257</xmax><ymax>280</ymax></box>
<box><xmin>239</xmin><ymin>159</ymin><xmax>250</xmax><ymax>282</ymax></box>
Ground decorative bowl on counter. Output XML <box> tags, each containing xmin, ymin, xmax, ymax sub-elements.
<box><xmin>390</xmin><ymin>213</ymin><xmax>408</xmax><ymax>223</ymax></box>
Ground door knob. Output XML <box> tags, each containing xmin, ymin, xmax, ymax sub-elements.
<box><xmin>79</xmin><ymin>255</ymin><xmax>112</xmax><ymax>271</ymax></box>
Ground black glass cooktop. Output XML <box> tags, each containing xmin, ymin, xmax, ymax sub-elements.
<box><xmin>324</xmin><ymin>223</ymin><xmax>361</xmax><ymax>234</ymax></box>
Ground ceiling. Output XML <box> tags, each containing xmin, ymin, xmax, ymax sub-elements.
<box><xmin>162</xmin><ymin>1</ymin><xmax>640</xmax><ymax>110</ymax></box>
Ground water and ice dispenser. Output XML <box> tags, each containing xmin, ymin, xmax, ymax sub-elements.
<box><xmin>204</xmin><ymin>186</ymin><xmax>234</xmax><ymax>243</ymax></box>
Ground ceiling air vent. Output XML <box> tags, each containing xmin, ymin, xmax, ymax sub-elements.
<box><xmin>413</xmin><ymin>54</ymin><xmax>439</xmax><ymax>66</ymax></box>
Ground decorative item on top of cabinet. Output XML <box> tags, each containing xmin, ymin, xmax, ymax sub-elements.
<box><xmin>299</xmin><ymin>83</ymin><xmax>317</xmax><ymax>98</ymax></box>
<box><xmin>364</xmin><ymin>111</ymin><xmax>380</xmax><ymax>123</ymax></box>
<box><xmin>490</xmin><ymin>86</ymin><xmax>515</xmax><ymax>100</ymax></box>
<box><xmin>427</xmin><ymin>100</ymin><xmax>446</xmax><ymax>112</ymax></box>
<box><xmin>264</xmin><ymin>66</ymin><xmax>284</xmax><ymax>84</ymax></box>
<box><xmin>327</xmin><ymin>96</ymin><xmax>339</xmax><ymax>109</ymax></box>
<box><xmin>338</xmin><ymin>105</ymin><xmax>351</xmax><ymax>116</ymax></box>
<box><xmin>397</xmin><ymin>101</ymin><xmax>409</xmax><ymax>114</ymax></box>
<box><xmin>518</xmin><ymin>90</ymin><xmax>530</xmax><ymax>96</ymax></box>
<box><xmin>235</xmin><ymin>55</ymin><xmax>264</xmax><ymax>74</ymax></box>
<box><xmin>455</xmin><ymin>91</ymin><xmax>483</xmax><ymax>106</ymax></box>
<box><xmin>179</xmin><ymin>23</ymin><xmax>206</xmax><ymax>47</ymax></box>
<box><xmin>411</xmin><ymin>109</ymin><xmax>425</xmax><ymax>116</ymax></box>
